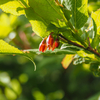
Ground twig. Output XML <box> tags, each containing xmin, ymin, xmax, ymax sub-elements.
<box><xmin>59</xmin><ymin>34</ymin><xmax>100</xmax><ymax>57</ymax></box>
<box><xmin>17</xmin><ymin>0</ymin><xmax>27</xmax><ymax>8</ymax></box>
<box><xmin>87</xmin><ymin>37</ymin><xmax>91</xmax><ymax>47</ymax></box>
<box><xmin>59</xmin><ymin>34</ymin><xmax>85</xmax><ymax>49</ymax></box>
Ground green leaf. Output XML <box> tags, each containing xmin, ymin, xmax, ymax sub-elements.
<box><xmin>25</xmin><ymin>0</ymin><xmax>67</xmax><ymax>37</ymax></box>
<box><xmin>88</xmin><ymin>2</ymin><xmax>100</xmax><ymax>13</ymax></box>
<box><xmin>0</xmin><ymin>39</ymin><xmax>36</xmax><ymax>71</ymax></box>
<box><xmin>0</xmin><ymin>0</ymin><xmax>28</xmax><ymax>15</ymax></box>
<box><xmin>90</xmin><ymin>62</ymin><xmax>99</xmax><ymax>72</ymax></box>
<box><xmin>61</xmin><ymin>54</ymin><xmax>74</xmax><ymax>69</ymax></box>
<box><xmin>73</xmin><ymin>56</ymin><xmax>85</xmax><ymax>65</ymax></box>
<box><xmin>91</xmin><ymin>34</ymin><xmax>99</xmax><ymax>49</ymax></box>
<box><xmin>0</xmin><ymin>39</ymin><xmax>23</xmax><ymax>54</ymax></box>
<box><xmin>88</xmin><ymin>14</ymin><xmax>99</xmax><ymax>49</ymax></box>
<box><xmin>46</xmin><ymin>23</ymin><xmax>58</xmax><ymax>32</ymax></box>
<box><xmin>47</xmin><ymin>23</ymin><xmax>69</xmax><ymax>33</ymax></box>
<box><xmin>24</xmin><ymin>49</ymin><xmax>76</xmax><ymax>55</ymax></box>
<box><xmin>81</xmin><ymin>31</ymin><xmax>88</xmax><ymax>41</ymax></box>
<box><xmin>62</xmin><ymin>30</ymin><xmax>77</xmax><ymax>41</ymax></box>
<box><xmin>61</xmin><ymin>43</ymin><xmax>81</xmax><ymax>51</ymax></box>
<box><xmin>91</xmin><ymin>9</ymin><xmax>100</xmax><ymax>35</ymax></box>
<box><xmin>90</xmin><ymin>62</ymin><xmax>100</xmax><ymax>77</ymax></box>
<box><xmin>25</xmin><ymin>7</ymin><xmax>48</xmax><ymax>38</ymax></box>
<box><xmin>64</xmin><ymin>0</ymin><xmax>88</xmax><ymax>29</ymax></box>
<box><xmin>73</xmin><ymin>54</ymin><xmax>92</xmax><ymax>65</ymax></box>
<box><xmin>61</xmin><ymin>8</ymin><xmax>72</xmax><ymax>20</ymax></box>
<box><xmin>77</xmin><ymin>50</ymin><xmax>95</xmax><ymax>59</ymax></box>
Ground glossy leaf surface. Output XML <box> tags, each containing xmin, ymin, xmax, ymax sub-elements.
<box><xmin>64</xmin><ymin>0</ymin><xmax>88</xmax><ymax>29</ymax></box>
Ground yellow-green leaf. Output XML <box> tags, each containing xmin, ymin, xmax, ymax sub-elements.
<box><xmin>0</xmin><ymin>0</ymin><xmax>28</xmax><ymax>15</ymax></box>
<box><xmin>61</xmin><ymin>54</ymin><xmax>74</xmax><ymax>69</ymax></box>
<box><xmin>25</xmin><ymin>0</ymin><xmax>67</xmax><ymax>37</ymax></box>
<box><xmin>91</xmin><ymin>9</ymin><xmax>100</xmax><ymax>35</ymax></box>
<box><xmin>77</xmin><ymin>50</ymin><xmax>95</xmax><ymax>59</ymax></box>
<box><xmin>0</xmin><ymin>39</ymin><xmax>23</xmax><ymax>54</ymax></box>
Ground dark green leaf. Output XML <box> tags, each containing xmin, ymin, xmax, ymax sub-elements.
<box><xmin>46</xmin><ymin>23</ymin><xmax>58</xmax><ymax>32</ymax></box>
<box><xmin>90</xmin><ymin>62</ymin><xmax>100</xmax><ymax>76</ymax></box>
<box><xmin>61</xmin><ymin>8</ymin><xmax>72</xmax><ymax>20</ymax></box>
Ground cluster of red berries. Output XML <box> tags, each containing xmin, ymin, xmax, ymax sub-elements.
<box><xmin>39</xmin><ymin>33</ymin><xmax>60</xmax><ymax>52</ymax></box>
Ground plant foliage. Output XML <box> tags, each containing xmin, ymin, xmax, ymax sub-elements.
<box><xmin>0</xmin><ymin>0</ymin><xmax>100</xmax><ymax>76</ymax></box>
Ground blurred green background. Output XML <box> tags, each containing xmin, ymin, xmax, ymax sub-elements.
<box><xmin>0</xmin><ymin>0</ymin><xmax>100</xmax><ymax>100</ymax></box>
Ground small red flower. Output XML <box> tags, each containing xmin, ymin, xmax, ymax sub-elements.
<box><xmin>39</xmin><ymin>37</ymin><xmax>47</xmax><ymax>52</ymax></box>
<box><xmin>54</xmin><ymin>38</ymin><xmax>60</xmax><ymax>48</ymax></box>
<box><xmin>39</xmin><ymin>33</ymin><xmax>60</xmax><ymax>52</ymax></box>
<box><xmin>52</xmin><ymin>42</ymin><xmax>56</xmax><ymax>51</ymax></box>
<box><xmin>46</xmin><ymin>33</ymin><xmax>54</xmax><ymax>47</ymax></box>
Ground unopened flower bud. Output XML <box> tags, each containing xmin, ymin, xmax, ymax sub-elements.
<box><xmin>39</xmin><ymin>37</ymin><xmax>47</xmax><ymax>52</ymax></box>
<box><xmin>55</xmin><ymin>38</ymin><xmax>60</xmax><ymax>48</ymax></box>
<box><xmin>46</xmin><ymin>33</ymin><xmax>54</xmax><ymax>47</ymax></box>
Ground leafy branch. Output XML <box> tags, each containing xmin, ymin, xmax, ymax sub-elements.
<box><xmin>59</xmin><ymin>34</ymin><xmax>100</xmax><ymax>57</ymax></box>
<box><xmin>0</xmin><ymin>0</ymin><xmax>100</xmax><ymax>76</ymax></box>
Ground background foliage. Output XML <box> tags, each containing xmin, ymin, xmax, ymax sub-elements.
<box><xmin>0</xmin><ymin>0</ymin><xmax>100</xmax><ymax>100</ymax></box>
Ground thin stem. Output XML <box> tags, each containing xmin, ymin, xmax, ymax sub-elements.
<box><xmin>17</xmin><ymin>0</ymin><xmax>27</xmax><ymax>8</ymax></box>
<box><xmin>87</xmin><ymin>37</ymin><xmax>91</xmax><ymax>47</ymax></box>
<box><xmin>87</xmin><ymin>47</ymin><xmax>100</xmax><ymax>57</ymax></box>
<box><xmin>59</xmin><ymin>34</ymin><xmax>85</xmax><ymax>49</ymax></box>
<box><xmin>59</xmin><ymin>34</ymin><xmax>100</xmax><ymax>57</ymax></box>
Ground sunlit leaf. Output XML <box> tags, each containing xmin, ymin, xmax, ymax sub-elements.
<box><xmin>77</xmin><ymin>50</ymin><xmax>95</xmax><ymax>59</ymax></box>
<box><xmin>0</xmin><ymin>0</ymin><xmax>27</xmax><ymax>15</ymax></box>
<box><xmin>91</xmin><ymin>9</ymin><xmax>100</xmax><ymax>35</ymax></box>
<box><xmin>0</xmin><ymin>0</ymin><xmax>28</xmax><ymax>15</ymax></box>
<box><xmin>0</xmin><ymin>40</ymin><xmax>36</xmax><ymax>71</ymax></box>
<box><xmin>25</xmin><ymin>0</ymin><xmax>67</xmax><ymax>37</ymax></box>
<box><xmin>61</xmin><ymin>54</ymin><xmax>74</xmax><ymax>69</ymax></box>
<box><xmin>87</xmin><ymin>10</ymin><xmax>100</xmax><ymax>49</ymax></box>
<box><xmin>88</xmin><ymin>2</ymin><xmax>100</xmax><ymax>13</ymax></box>
<box><xmin>0</xmin><ymin>39</ymin><xmax>23</xmax><ymax>54</ymax></box>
